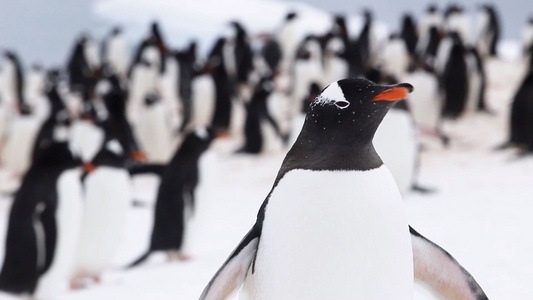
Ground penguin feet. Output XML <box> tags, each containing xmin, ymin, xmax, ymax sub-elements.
<box><xmin>167</xmin><ymin>251</ymin><xmax>193</xmax><ymax>262</ymax></box>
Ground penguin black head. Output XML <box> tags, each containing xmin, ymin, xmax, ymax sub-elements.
<box><xmin>285</xmin><ymin>11</ymin><xmax>297</xmax><ymax>21</ymax></box>
<box><xmin>111</xmin><ymin>26</ymin><xmax>122</xmax><ymax>36</ymax></box>
<box><xmin>306</xmin><ymin>78</ymin><xmax>413</xmax><ymax>144</ymax></box>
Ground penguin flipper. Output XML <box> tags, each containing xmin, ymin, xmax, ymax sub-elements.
<box><xmin>199</xmin><ymin>227</ymin><xmax>260</xmax><ymax>300</ymax></box>
<box><xmin>410</xmin><ymin>226</ymin><xmax>489</xmax><ymax>300</ymax></box>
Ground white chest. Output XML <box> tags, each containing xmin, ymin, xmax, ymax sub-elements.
<box><xmin>242</xmin><ymin>167</ymin><xmax>413</xmax><ymax>300</ymax></box>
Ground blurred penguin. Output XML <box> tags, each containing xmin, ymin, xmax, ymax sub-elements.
<box><xmin>475</xmin><ymin>5</ymin><xmax>500</xmax><ymax>57</ymax></box>
<box><xmin>380</xmin><ymin>33</ymin><xmax>410</xmax><ymax>79</ymax></box>
<box><xmin>0</xmin><ymin>136</ymin><xmax>82</xmax><ymax>297</ymax></box>
<box><xmin>358</xmin><ymin>9</ymin><xmax>377</xmax><ymax>69</ymax></box>
<box><xmin>135</xmin><ymin>92</ymin><xmax>174</xmax><ymax>163</ymax></box>
<box><xmin>441</xmin><ymin>37</ymin><xmax>469</xmax><ymax>119</ymax></box>
<box><xmin>465</xmin><ymin>47</ymin><xmax>488</xmax><ymax>113</ymax></box>
<box><xmin>206</xmin><ymin>38</ymin><xmax>233</xmax><ymax>134</ymax></box>
<box><xmin>0</xmin><ymin>51</ymin><xmax>25</xmax><ymax>111</ymax></box>
<box><xmin>292</xmin><ymin>36</ymin><xmax>323</xmax><ymax>116</ymax></box>
<box><xmin>128</xmin><ymin>128</ymin><xmax>214</xmax><ymax>266</ymax></box>
<box><xmin>444</xmin><ymin>4</ymin><xmax>471</xmax><ymax>46</ymax></box>
<box><xmin>71</xmin><ymin>105</ymin><xmax>132</xmax><ymax>286</ymax></box>
<box><xmin>66</xmin><ymin>34</ymin><xmax>100</xmax><ymax>100</ymax></box>
<box><xmin>277</xmin><ymin>12</ymin><xmax>299</xmax><ymax>74</ymax></box>
<box><xmin>400</xmin><ymin>14</ymin><xmax>419</xmax><ymax>58</ymax></box>
<box><xmin>418</xmin><ymin>4</ymin><xmax>443</xmax><ymax>38</ymax></box>
<box><xmin>129</xmin><ymin>21</ymin><xmax>168</xmax><ymax>76</ymax></box>
<box><xmin>102</xmin><ymin>26</ymin><xmax>129</xmax><ymax>80</ymax></box>
<box><xmin>237</xmin><ymin>76</ymin><xmax>288</xmax><ymax>154</ymax></box>
<box><xmin>127</xmin><ymin>59</ymin><xmax>158</xmax><ymax>124</ymax></box>
<box><xmin>322</xmin><ymin>36</ymin><xmax>349</xmax><ymax>87</ymax></box>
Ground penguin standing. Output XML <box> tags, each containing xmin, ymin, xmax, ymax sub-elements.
<box><xmin>475</xmin><ymin>5</ymin><xmax>500</xmax><ymax>57</ymax></box>
<box><xmin>500</xmin><ymin>64</ymin><xmax>533</xmax><ymax>153</ymax></box>
<box><xmin>322</xmin><ymin>36</ymin><xmax>349</xmax><ymax>87</ymax></box>
<box><xmin>441</xmin><ymin>38</ymin><xmax>469</xmax><ymax>118</ymax></box>
<box><xmin>135</xmin><ymin>92</ymin><xmax>174</xmax><ymax>163</ymax></box>
<box><xmin>380</xmin><ymin>34</ymin><xmax>410</xmax><ymax>79</ymax></box>
<box><xmin>400</xmin><ymin>14</ymin><xmax>418</xmax><ymax>59</ymax></box>
<box><xmin>199</xmin><ymin>78</ymin><xmax>488</xmax><ymax>300</ymax></box>
<box><xmin>237</xmin><ymin>76</ymin><xmax>288</xmax><ymax>154</ymax></box>
<box><xmin>66</xmin><ymin>34</ymin><xmax>100</xmax><ymax>100</ymax></box>
<box><xmin>418</xmin><ymin>4</ymin><xmax>443</xmax><ymax>40</ymax></box>
<box><xmin>373</xmin><ymin>100</ymin><xmax>419</xmax><ymax>196</ymax></box>
<box><xmin>445</xmin><ymin>5</ymin><xmax>471</xmax><ymax>46</ymax></box>
<box><xmin>465</xmin><ymin>47</ymin><xmax>488</xmax><ymax>112</ymax></box>
<box><xmin>71</xmin><ymin>110</ymin><xmax>132</xmax><ymax>284</ymax></box>
<box><xmin>102</xmin><ymin>26</ymin><xmax>129</xmax><ymax>79</ymax></box>
<box><xmin>206</xmin><ymin>38</ymin><xmax>233</xmax><ymax>134</ymax></box>
<box><xmin>276</xmin><ymin>12</ymin><xmax>299</xmax><ymax>74</ymax></box>
<box><xmin>291</xmin><ymin>36</ymin><xmax>323</xmax><ymax>117</ymax></box>
<box><xmin>0</xmin><ymin>141</ymin><xmax>81</xmax><ymax>297</ymax></box>
<box><xmin>0</xmin><ymin>51</ymin><xmax>25</xmax><ymax>110</ymax></box>
<box><xmin>128</xmin><ymin>128</ymin><xmax>214</xmax><ymax>266</ymax></box>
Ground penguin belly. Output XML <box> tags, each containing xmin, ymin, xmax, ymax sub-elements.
<box><xmin>403</xmin><ymin>72</ymin><xmax>441</xmax><ymax>131</ymax></box>
<box><xmin>241</xmin><ymin>168</ymin><xmax>413</xmax><ymax>300</ymax></box>
<box><xmin>191</xmin><ymin>75</ymin><xmax>216</xmax><ymax>128</ymax></box>
<box><xmin>374</xmin><ymin>109</ymin><xmax>418</xmax><ymax>196</ymax></box>
<box><xmin>136</xmin><ymin>104</ymin><xmax>173</xmax><ymax>163</ymax></box>
<box><xmin>34</xmin><ymin>169</ymin><xmax>84</xmax><ymax>297</ymax></box>
<box><xmin>1</xmin><ymin>116</ymin><xmax>41</xmax><ymax>174</ymax></box>
<box><xmin>74</xmin><ymin>167</ymin><xmax>131</xmax><ymax>277</ymax></box>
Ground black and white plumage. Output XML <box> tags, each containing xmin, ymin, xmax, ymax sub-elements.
<box><xmin>128</xmin><ymin>129</ymin><xmax>214</xmax><ymax>267</ymax></box>
<box><xmin>465</xmin><ymin>47</ymin><xmax>488</xmax><ymax>113</ymax></box>
<box><xmin>0</xmin><ymin>142</ymin><xmax>80</xmax><ymax>296</ymax></box>
<box><xmin>102</xmin><ymin>26</ymin><xmax>129</xmax><ymax>79</ymax></box>
<box><xmin>475</xmin><ymin>5</ymin><xmax>500</xmax><ymax>57</ymax></box>
<box><xmin>401</xmin><ymin>14</ymin><xmax>418</xmax><ymax>58</ymax></box>
<box><xmin>199</xmin><ymin>78</ymin><xmax>488</xmax><ymax>300</ymax></box>
<box><xmin>441</xmin><ymin>36</ymin><xmax>469</xmax><ymax>118</ymax></box>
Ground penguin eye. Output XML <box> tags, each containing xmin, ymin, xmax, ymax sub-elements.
<box><xmin>334</xmin><ymin>100</ymin><xmax>350</xmax><ymax>109</ymax></box>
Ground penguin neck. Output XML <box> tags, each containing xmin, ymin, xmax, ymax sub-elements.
<box><xmin>278</xmin><ymin>118</ymin><xmax>383</xmax><ymax>180</ymax></box>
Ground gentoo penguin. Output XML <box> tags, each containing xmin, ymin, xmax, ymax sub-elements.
<box><xmin>441</xmin><ymin>37</ymin><xmax>469</xmax><ymax>119</ymax></box>
<box><xmin>31</xmin><ymin>70</ymin><xmax>70</xmax><ymax>162</ymax></box>
<box><xmin>228</xmin><ymin>21</ymin><xmax>254</xmax><ymax>88</ymax></box>
<box><xmin>276</xmin><ymin>12</ymin><xmax>299</xmax><ymax>74</ymax></box>
<box><xmin>500</xmin><ymin>66</ymin><xmax>533</xmax><ymax>153</ymax></box>
<box><xmin>475</xmin><ymin>5</ymin><xmax>500</xmax><ymax>57</ymax></box>
<box><xmin>465</xmin><ymin>47</ymin><xmax>488</xmax><ymax>113</ymax></box>
<box><xmin>127</xmin><ymin>59</ymin><xmax>159</xmax><ymax>124</ymax></box>
<box><xmin>322</xmin><ymin>36</ymin><xmax>349</xmax><ymax>87</ymax></box>
<box><xmin>358</xmin><ymin>9</ymin><xmax>376</xmax><ymax>69</ymax></box>
<box><xmin>403</xmin><ymin>64</ymin><xmax>448</xmax><ymax>145</ymax></box>
<box><xmin>237</xmin><ymin>76</ymin><xmax>288</xmax><ymax>154</ymax></box>
<box><xmin>129</xmin><ymin>22</ymin><xmax>168</xmax><ymax>76</ymax></box>
<box><xmin>199</xmin><ymin>78</ymin><xmax>488</xmax><ymax>299</ymax></box>
<box><xmin>415</xmin><ymin>26</ymin><xmax>441</xmax><ymax>65</ymax></box>
<box><xmin>418</xmin><ymin>4</ymin><xmax>443</xmax><ymax>39</ymax></box>
<box><xmin>0</xmin><ymin>51</ymin><xmax>25</xmax><ymax>110</ymax></box>
<box><xmin>128</xmin><ymin>128</ymin><xmax>214</xmax><ymax>267</ymax></box>
<box><xmin>444</xmin><ymin>4</ymin><xmax>471</xmax><ymax>46</ymax></box>
<box><xmin>175</xmin><ymin>42</ymin><xmax>199</xmax><ymax>132</ymax></box>
<box><xmin>0</xmin><ymin>141</ymin><xmax>82</xmax><ymax>296</ymax></box>
<box><xmin>66</xmin><ymin>34</ymin><xmax>100</xmax><ymax>99</ymax></box>
<box><xmin>374</xmin><ymin>98</ymin><xmax>419</xmax><ymax>196</ymax></box>
<box><xmin>102</xmin><ymin>26</ymin><xmax>129</xmax><ymax>79</ymax></box>
<box><xmin>379</xmin><ymin>33</ymin><xmax>410</xmax><ymax>79</ymax></box>
<box><xmin>134</xmin><ymin>92</ymin><xmax>174</xmax><ymax>163</ymax></box>
<box><xmin>259</xmin><ymin>39</ymin><xmax>282</xmax><ymax>75</ymax></box>
<box><xmin>400</xmin><ymin>14</ymin><xmax>418</xmax><ymax>58</ymax></box>
<box><xmin>291</xmin><ymin>36</ymin><xmax>323</xmax><ymax>116</ymax></box>
<box><xmin>206</xmin><ymin>38</ymin><xmax>233</xmax><ymax>134</ymax></box>
<box><xmin>71</xmin><ymin>108</ymin><xmax>132</xmax><ymax>285</ymax></box>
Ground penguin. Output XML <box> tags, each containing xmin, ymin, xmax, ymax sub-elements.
<box><xmin>102</xmin><ymin>26</ymin><xmax>129</xmax><ymax>79</ymax></box>
<box><xmin>500</xmin><ymin>67</ymin><xmax>533</xmax><ymax>153</ymax></box>
<box><xmin>31</xmin><ymin>70</ymin><xmax>70</xmax><ymax>162</ymax></box>
<box><xmin>415</xmin><ymin>26</ymin><xmax>441</xmax><ymax>65</ymax></box>
<box><xmin>70</xmin><ymin>107</ymin><xmax>132</xmax><ymax>285</ymax></box>
<box><xmin>0</xmin><ymin>140</ymin><xmax>81</xmax><ymax>296</ymax></box>
<box><xmin>322</xmin><ymin>36</ymin><xmax>349</xmax><ymax>88</ymax></box>
<box><xmin>291</xmin><ymin>36</ymin><xmax>323</xmax><ymax>117</ymax></box>
<box><xmin>128</xmin><ymin>128</ymin><xmax>214</xmax><ymax>267</ymax></box>
<box><xmin>374</xmin><ymin>98</ymin><xmax>419</xmax><ymax>196</ymax></box>
<box><xmin>465</xmin><ymin>47</ymin><xmax>488</xmax><ymax>113</ymax></box>
<box><xmin>418</xmin><ymin>4</ymin><xmax>443</xmax><ymax>39</ymax></box>
<box><xmin>276</xmin><ymin>12</ymin><xmax>299</xmax><ymax>74</ymax></box>
<box><xmin>441</xmin><ymin>37</ymin><xmax>469</xmax><ymax>119</ymax></box>
<box><xmin>127</xmin><ymin>59</ymin><xmax>159</xmax><ymax>124</ymax></box>
<box><xmin>129</xmin><ymin>22</ymin><xmax>168</xmax><ymax>77</ymax></box>
<box><xmin>134</xmin><ymin>92</ymin><xmax>174</xmax><ymax>163</ymax></box>
<box><xmin>403</xmin><ymin>64</ymin><xmax>448</xmax><ymax>145</ymax></box>
<box><xmin>444</xmin><ymin>4</ymin><xmax>471</xmax><ymax>46</ymax></box>
<box><xmin>400</xmin><ymin>14</ymin><xmax>418</xmax><ymax>58</ymax></box>
<box><xmin>475</xmin><ymin>5</ymin><xmax>500</xmax><ymax>57</ymax></box>
<box><xmin>228</xmin><ymin>21</ymin><xmax>254</xmax><ymax>87</ymax></box>
<box><xmin>380</xmin><ymin>33</ymin><xmax>410</xmax><ymax>79</ymax></box>
<box><xmin>199</xmin><ymin>78</ymin><xmax>488</xmax><ymax>300</ymax></box>
<box><xmin>206</xmin><ymin>38</ymin><xmax>233</xmax><ymax>134</ymax></box>
<box><xmin>237</xmin><ymin>76</ymin><xmax>288</xmax><ymax>154</ymax></box>
<box><xmin>358</xmin><ymin>9</ymin><xmax>376</xmax><ymax>70</ymax></box>
<box><xmin>66</xmin><ymin>34</ymin><xmax>101</xmax><ymax>102</ymax></box>
<box><xmin>260</xmin><ymin>39</ymin><xmax>282</xmax><ymax>76</ymax></box>
<box><xmin>0</xmin><ymin>51</ymin><xmax>25</xmax><ymax>111</ymax></box>
<box><xmin>175</xmin><ymin>42</ymin><xmax>199</xmax><ymax>132</ymax></box>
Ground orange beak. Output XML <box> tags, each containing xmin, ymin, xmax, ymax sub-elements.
<box><xmin>83</xmin><ymin>163</ymin><xmax>96</xmax><ymax>173</ymax></box>
<box><xmin>372</xmin><ymin>84</ymin><xmax>413</xmax><ymax>102</ymax></box>
<box><xmin>130</xmin><ymin>151</ymin><xmax>148</xmax><ymax>162</ymax></box>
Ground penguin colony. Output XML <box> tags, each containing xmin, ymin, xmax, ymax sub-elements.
<box><xmin>0</xmin><ymin>2</ymin><xmax>526</xmax><ymax>299</ymax></box>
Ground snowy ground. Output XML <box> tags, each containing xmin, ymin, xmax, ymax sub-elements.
<box><xmin>0</xmin><ymin>56</ymin><xmax>530</xmax><ymax>300</ymax></box>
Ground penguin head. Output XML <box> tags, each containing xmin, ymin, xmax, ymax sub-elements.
<box><xmin>306</xmin><ymin>78</ymin><xmax>413</xmax><ymax>144</ymax></box>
